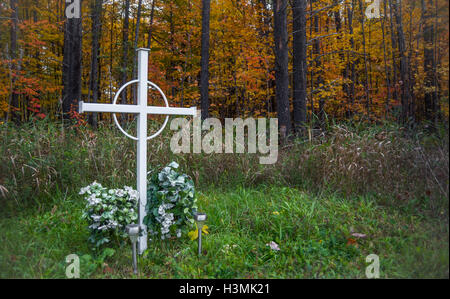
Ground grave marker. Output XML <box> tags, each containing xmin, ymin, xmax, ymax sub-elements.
<box><xmin>79</xmin><ymin>48</ymin><xmax>196</xmax><ymax>254</ymax></box>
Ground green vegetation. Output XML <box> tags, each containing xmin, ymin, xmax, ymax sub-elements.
<box><xmin>0</xmin><ymin>120</ymin><xmax>448</xmax><ymax>278</ymax></box>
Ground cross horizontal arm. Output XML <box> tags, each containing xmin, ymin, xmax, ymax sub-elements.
<box><xmin>79</xmin><ymin>102</ymin><xmax>141</xmax><ymax>114</ymax></box>
<box><xmin>79</xmin><ymin>101</ymin><xmax>197</xmax><ymax>117</ymax></box>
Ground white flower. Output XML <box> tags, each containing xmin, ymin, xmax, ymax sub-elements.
<box><xmin>87</xmin><ymin>194</ymin><xmax>101</xmax><ymax>206</ymax></box>
<box><xmin>158</xmin><ymin>205</ymin><xmax>166</xmax><ymax>216</ymax></box>
<box><xmin>266</xmin><ymin>241</ymin><xmax>281</xmax><ymax>251</ymax></box>
<box><xmin>176</xmin><ymin>230</ymin><xmax>181</xmax><ymax>238</ymax></box>
<box><xmin>91</xmin><ymin>181</ymin><xmax>102</xmax><ymax>188</ymax></box>
<box><xmin>106</xmin><ymin>220</ymin><xmax>118</xmax><ymax>228</ymax></box>
<box><xmin>128</xmin><ymin>190</ymin><xmax>139</xmax><ymax>199</ymax></box>
<box><xmin>91</xmin><ymin>215</ymin><xmax>101</xmax><ymax>222</ymax></box>
<box><xmin>115</xmin><ymin>189</ymin><xmax>125</xmax><ymax>197</ymax></box>
<box><xmin>163</xmin><ymin>203</ymin><xmax>174</xmax><ymax>210</ymax></box>
<box><xmin>79</xmin><ymin>186</ymin><xmax>89</xmax><ymax>195</ymax></box>
<box><xmin>169</xmin><ymin>161</ymin><xmax>179</xmax><ymax>169</ymax></box>
<box><xmin>89</xmin><ymin>222</ymin><xmax>100</xmax><ymax>229</ymax></box>
<box><xmin>165</xmin><ymin>213</ymin><xmax>174</xmax><ymax>221</ymax></box>
<box><xmin>222</xmin><ymin>244</ymin><xmax>238</xmax><ymax>253</ymax></box>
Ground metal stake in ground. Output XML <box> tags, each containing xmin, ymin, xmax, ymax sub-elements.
<box><xmin>79</xmin><ymin>48</ymin><xmax>196</xmax><ymax>254</ymax></box>
<box><xmin>194</xmin><ymin>213</ymin><xmax>207</xmax><ymax>256</ymax></box>
<box><xmin>126</xmin><ymin>224</ymin><xmax>140</xmax><ymax>274</ymax></box>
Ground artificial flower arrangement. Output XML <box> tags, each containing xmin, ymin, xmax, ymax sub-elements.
<box><xmin>80</xmin><ymin>181</ymin><xmax>138</xmax><ymax>248</ymax></box>
<box><xmin>144</xmin><ymin>162</ymin><xmax>198</xmax><ymax>240</ymax></box>
<box><xmin>80</xmin><ymin>162</ymin><xmax>200</xmax><ymax>249</ymax></box>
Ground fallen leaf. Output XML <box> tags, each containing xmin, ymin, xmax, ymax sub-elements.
<box><xmin>346</xmin><ymin>238</ymin><xmax>357</xmax><ymax>246</ymax></box>
<box><xmin>103</xmin><ymin>263</ymin><xmax>113</xmax><ymax>274</ymax></box>
<box><xmin>266</xmin><ymin>241</ymin><xmax>280</xmax><ymax>251</ymax></box>
<box><xmin>351</xmin><ymin>233</ymin><xmax>367</xmax><ymax>239</ymax></box>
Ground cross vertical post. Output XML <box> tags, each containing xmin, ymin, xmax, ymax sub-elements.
<box><xmin>78</xmin><ymin>48</ymin><xmax>197</xmax><ymax>256</ymax></box>
<box><xmin>136</xmin><ymin>48</ymin><xmax>149</xmax><ymax>254</ymax></box>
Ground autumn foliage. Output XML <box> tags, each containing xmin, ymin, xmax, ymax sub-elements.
<box><xmin>0</xmin><ymin>0</ymin><xmax>448</xmax><ymax>124</ymax></box>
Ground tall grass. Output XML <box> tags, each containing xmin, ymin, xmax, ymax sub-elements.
<box><xmin>0</xmin><ymin>119</ymin><xmax>448</xmax><ymax>219</ymax></box>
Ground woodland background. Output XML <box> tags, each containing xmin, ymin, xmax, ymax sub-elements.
<box><xmin>0</xmin><ymin>0</ymin><xmax>449</xmax><ymax>278</ymax></box>
<box><xmin>0</xmin><ymin>0</ymin><xmax>448</xmax><ymax>132</ymax></box>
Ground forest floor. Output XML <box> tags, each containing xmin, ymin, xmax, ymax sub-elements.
<box><xmin>0</xmin><ymin>120</ymin><xmax>448</xmax><ymax>278</ymax></box>
<box><xmin>0</xmin><ymin>185</ymin><xmax>448</xmax><ymax>278</ymax></box>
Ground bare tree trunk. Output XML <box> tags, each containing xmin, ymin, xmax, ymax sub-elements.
<box><xmin>132</xmin><ymin>0</ymin><xmax>143</xmax><ymax>105</ymax></box>
<box><xmin>392</xmin><ymin>0</ymin><xmax>412</xmax><ymax>123</ymax></box>
<box><xmin>313</xmin><ymin>13</ymin><xmax>324</xmax><ymax>124</ymax></box>
<box><xmin>292</xmin><ymin>0</ymin><xmax>307</xmax><ymax>133</ymax></box>
<box><xmin>62</xmin><ymin>0</ymin><xmax>83</xmax><ymax>117</ymax></box>
<box><xmin>147</xmin><ymin>0</ymin><xmax>156</xmax><ymax>49</ymax></box>
<box><xmin>388</xmin><ymin>0</ymin><xmax>399</xmax><ymax>104</ymax></box>
<box><xmin>422</xmin><ymin>0</ymin><xmax>437</xmax><ymax>122</ymax></box>
<box><xmin>334</xmin><ymin>1</ymin><xmax>345</xmax><ymax>118</ymax></box>
<box><xmin>200</xmin><ymin>0</ymin><xmax>211</xmax><ymax>120</ymax></box>
<box><xmin>433</xmin><ymin>0</ymin><xmax>440</xmax><ymax>122</ymax></box>
<box><xmin>346</xmin><ymin>0</ymin><xmax>356</xmax><ymax>117</ymax></box>
<box><xmin>358</xmin><ymin>0</ymin><xmax>370</xmax><ymax>119</ymax></box>
<box><xmin>308</xmin><ymin>0</ymin><xmax>314</xmax><ymax>119</ymax></box>
<box><xmin>88</xmin><ymin>0</ymin><xmax>103</xmax><ymax>128</ymax></box>
<box><xmin>120</xmin><ymin>0</ymin><xmax>131</xmax><ymax>113</ymax></box>
<box><xmin>382</xmin><ymin>0</ymin><xmax>392</xmax><ymax>116</ymax></box>
<box><xmin>274</xmin><ymin>0</ymin><xmax>291</xmax><ymax>139</ymax></box>
<box><xmin>9</xmin><ymin>0</ymin><xmax>19</xmax><ymax>122</ymax></box>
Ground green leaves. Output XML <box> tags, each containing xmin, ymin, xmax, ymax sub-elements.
<box><xmin>80</xmin><ymin>182</ymin><xmax>138</xmax><ymax>250</ymax></box>
<box><xmin>144</xmin><ymin>162</ymin><xmax>197</xmax><ymax>240</ymax></box>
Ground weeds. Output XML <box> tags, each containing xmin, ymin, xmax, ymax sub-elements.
<box><xmin>1</xmin><ymin>119</ymin><xmax>446</xmax><ymax>219</ymax></box>
<box><xmin>0</xmin><ymin>119</ymin><xmax>448</xmax><ymax>278</ymax></box>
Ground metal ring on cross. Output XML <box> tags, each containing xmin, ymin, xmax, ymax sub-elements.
<box><xmin>112</xmin><ymin>79</ymin><xmax>170</xmax><ymax>141</ymax></box>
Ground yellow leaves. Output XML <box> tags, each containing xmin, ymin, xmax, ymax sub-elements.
<box><xmin>188</xmin><ymin>224</ymin><xmax>210</xmax><ymax>241</ymax></box>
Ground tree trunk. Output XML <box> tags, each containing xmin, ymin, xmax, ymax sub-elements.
<box><xmin>422</xmin><ymin>0</ymin><xmax>437</xmax><ymax>122</ymax></box>
<box><xmin>9</xmin><ymin>0</ymin><xmax>19</xmax><ymax>122</ymax></box>
<box><xmin>313</xmin><ymin>13</ymin><xmax>324</xmax><ymax>124</ymax></box>
<box><xmin>120</xmin><ymin>0</ymin><xmax>131</xmax><ymax>110</ymax></box>
<box><xmin>200</xmin><ymin>0</ymin><xmax>211</xmax><ymax>120</ymax></box>
<box><xmin>391</xmin><ymin>0</ymin><xmax>412</xmax><ymax>123</ymax></box>
<box><xmin>292</xmin><ymin>0</ymin><xmax>307</xmax><ymax>133</ymax></box>
<box><xmin>132</xmin><ymin>0</ymin><xmax>143</xmax><ymax>105</ymax></box>
<box><xmin>62</xmin><ymin>0</ymin><xmax>83</xmax><ymax>116</ymax></box>
<box><xmin>388</xmin><ymin>0</ymin><xmax>399</xmax><ymax>104</ymax></box>
<box><xmin>346</xmin><ymin>0</ymin><xmax>356</xmax><ymax>117</ymax></box>
<box><xmin>147</xmin><ymin>0</ymin><xmax>157</xmax><ymax>49</ymax></box>
<box><xmin>358</xmin><ymin>0</ymin><xmax>371</xmax><ymax>118</ymax></box>
<box><xmin>88</xmin><ymin>0</ymin><xmax>103</xmax><ymax>128</ymax></box>
<box><xmin>273</xmin><ymin>0</ymin><xmax>291</xmax><ymax>138</ymax></box>
<box><xmin>382</xmin><ymin>0</ymin><xmax>391</xmax><ymax>116</ymax></box>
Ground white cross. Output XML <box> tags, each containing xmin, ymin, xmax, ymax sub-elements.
<box><xmin>79</xmin><ymin>48</ymin><xmax>196</xmax><ymax>254</ymax></box>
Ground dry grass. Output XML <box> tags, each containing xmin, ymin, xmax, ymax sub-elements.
<box><xmin>0</xmin><ymin>119</ymin><xmax>448</xmax><ymax>219</ymax></box>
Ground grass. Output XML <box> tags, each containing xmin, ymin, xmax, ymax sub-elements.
<box><xmin>0</xmin><ymin>119</ymin><xmax>448</xmax><ymax>278</ymax></box>
<box><xmin>0</xmin><ymin>186</ymin><xmax>448</xmax><ymax>278</ymax></box>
